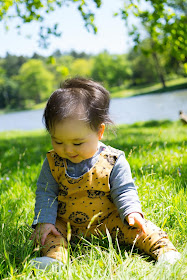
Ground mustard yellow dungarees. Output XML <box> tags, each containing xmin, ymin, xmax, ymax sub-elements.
<box><xmin>41</xmin><ymin>146</ymin><xmax>177</xmax><ymax>262</ymax></box>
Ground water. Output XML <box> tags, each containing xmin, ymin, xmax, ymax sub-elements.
<box><xmin>0</xmin><ymin>89</ymin><xmax>186</xmax><ymax>132</ymax></box>
<box><xmin>110</xmin><ymin>89</ymin><xmax>187</xmax><ymax>124</ymax></box>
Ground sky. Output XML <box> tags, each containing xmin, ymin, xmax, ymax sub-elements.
<box><xmin>0</xmin><ymin>0</ymin><xmax>134</xmax><ymax>57</ymax></box>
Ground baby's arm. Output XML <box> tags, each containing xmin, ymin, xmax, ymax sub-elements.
<box><xmin>110</xmin><ymin>154</ymin><xmax>145</xmax><ymax>231</ymax></box>
<box><xmin>32</xmin><ymin>158</ymin><xmax>59</xmax><ymax>243</ymax></box>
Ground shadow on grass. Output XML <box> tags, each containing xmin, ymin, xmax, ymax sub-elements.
<box><xmin>0</xmin><ymin>120</ymin><xmax>186</xmax><ymax>188</ymax></box>
<box><xmin>131</xmin><ymin>82</ymin><xmax>187</xmax><ymax>98</ymax></box>
<box><xmin>104</xmin><ymin>121</ymin><xmax>186</xmax><ymax>189</ymax></box>
<box><xmin>130</xmin><ymin>120</ymin><xmax>173</xmax><ymax>128</ymax></box>
<box><xmin>104</xmin><ymin>120</ymin><xmax>185</xmax><ymax>152</ymax></box>
<box><xmin>0</xmin><ymin>132</ymin><xmax>51</xmax><ymax>177</ymax></box>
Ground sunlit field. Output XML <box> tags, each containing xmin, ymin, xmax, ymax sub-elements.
<box><xmin>0</xmin><ymin>120</ymin><xmax>186</xmax><ymax>279</ymax></box>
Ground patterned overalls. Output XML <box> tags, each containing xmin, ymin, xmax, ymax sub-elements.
<box><xmin>41</xmin><ymin>146</ymin><xmax>177</xmax><ymax>262</ymax></box>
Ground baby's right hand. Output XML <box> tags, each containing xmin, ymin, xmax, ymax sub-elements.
<box><xmin>31</xmin><ymin>223</ymin><xmax>61</xmax><ymax>246</ymax></box>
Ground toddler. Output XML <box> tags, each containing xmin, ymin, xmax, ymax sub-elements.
<box><xmin>31</xmin><ymin>77</ymin><xmax>180</xmax><ymax>269</ymax></box>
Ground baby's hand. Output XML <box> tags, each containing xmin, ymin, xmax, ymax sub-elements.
<box><xmin>31</xmin><ymin>223</ymin><xmax>61</xmax><ymax>246</ymax></box>
<box><xmin>126</xmin><ymin>212</ymin><xmax>146</xmax><ymax>234</ymax></box>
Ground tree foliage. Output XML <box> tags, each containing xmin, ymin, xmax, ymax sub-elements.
<box><xmin>0</xmin><ymin>47</ymin><xmax>186</xmax><ymax>110</ymax></box>
<box><xmin>0</xmin><ymin>1</ymin><xmax>186</xmax><ymax>109</ymax></box>
<box><xmin>1</xmin><ymin>0</ymin><xmax>186</xmax><ymax>63</ymax></box>
<box><xmin>92</xmin><ymin>52</ymin><xmax>132</xmax><ymax>88</ymax></box>
<box><xmin>2</xmin><ymin>53</ymin><xmax>28</xmax><ymax>77</ymax></box>
<box><xmin>0</xmin><ymin>66</ymin><xmax>19</xmax><ymax>109</ymax></box>
<box><xmin>71</xmin><ymin>58</ymin><xmax>93</xmax><ymax>77</ymax></box>
<box><xmin>0</xmin><ymin>0</ymin><xmax>101</xmax><ymax>47</ymax></box>
<box><xmin>17</xmin><ymin>59</ymin><xmax>54</xmax><ymax>104</ymax></box>
<box><xmin>128</xmin><ymin>40</ymin><xmax>159</xmax><ymax>85</ymax></box>
<box><xmin>117</xmin><ymin>0</ymin><xmax>187</xmax><ymax>86</ymax></box>
<box><xmin>118</xmin><ymin>0</ymin><xmax>186</xmax><ymax>59</ymax></box>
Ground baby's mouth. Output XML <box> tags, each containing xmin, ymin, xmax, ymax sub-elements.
<box><xmin>68</xmin><ymin>155</ymin><xmax>78</xmax><ymax>159</ymax></box>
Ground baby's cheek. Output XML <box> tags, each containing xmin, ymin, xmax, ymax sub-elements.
<box><xmin>80</xmin><ymin>147</ymin><xmax>88</xmax><ymax>156</ymax></box>
<box><xmin>80</xmin><ymin>147</ymin><xmax>91</xmax><ymax>158</ymax></box>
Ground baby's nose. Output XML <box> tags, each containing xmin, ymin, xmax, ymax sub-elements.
<box><xmin>64</xmin><ymin>144</ymin><xmax>74</xmax><ymax>155</ymax></box>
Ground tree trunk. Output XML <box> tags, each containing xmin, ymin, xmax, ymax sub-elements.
<box><xmin>152</xmin><ymin>51</ymin><xmax>166</xmax><ymax>88</ymax></box>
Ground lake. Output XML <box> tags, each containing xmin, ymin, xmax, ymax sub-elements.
<box><xmin>0</xmin><ymin>89</ymin><xmax>186</xmax><ymax>132</ymax></box>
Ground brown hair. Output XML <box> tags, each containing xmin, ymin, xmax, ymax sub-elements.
<box><xmin>43</xmin><ymin>77</ymin><xmax>113</xmax><ymax>132</ymax></box>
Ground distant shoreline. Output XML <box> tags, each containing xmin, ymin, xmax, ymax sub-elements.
<box><xmin>1</xmin><ymin>81</ymin><xmax>186</xmax><ymax>115</ymax></box>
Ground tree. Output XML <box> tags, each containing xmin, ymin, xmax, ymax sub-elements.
<box><xmin>17</xmin><ymin>59</ymin><xmax>54</xmax><ymax>104</ymax></box>
<box><xmin>69</xmin><ymin>50</ymin><xmax>91</xmax><ymax>59</ymax></box>
<box><xmin>70</xmin><ymin>58</ymin><xmax>93</xmax><ymax>77</ymax></box>
<box><xmin>56</xmin><ymin>65</ymin><xmax>70</xmax><ymax>83</ymax></box>
<box><xmin>117</xmin><ymin>0</ymin><xmax>187</xmax><ymax>87</ymax></box>
<box><xmin>128</xmin><ymin>40</ymin><xmax>159</xmax><ymax>85</ymax></box>
<box><xmin>48</xmin><ymin>55</ymin><xmax>93</xmax><ymax>87</ymax></box>
<box><xmin>91</xmin><ymin>52</ymin><xmax>132</xmax><ymax>88</ymax></box>
<box><xmin>0</xmin><ymin>0</ymin><xmax>101</xmax><ymax>47</ymax></box>
<box><xmin>0</xmin><ymin>67</ymin><xmax>19</xmax><ymax>109</ymax></box>
<box><xmin>52</xmin><ymin>55</ymin><xmax>74</xmax><ymax>87</ymax></box>
<box><xmin>32</xmin><ymin>52</ymin><xmax>45</xmax><ymax>60</ymax></box>
<box><xmin>2</xmin><ymin>53</ymin><xmax>28</xmax><ymax>77</ymax></box>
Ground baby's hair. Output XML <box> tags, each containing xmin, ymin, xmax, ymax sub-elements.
<box><xmin>43</xmin><ymin>77</ymin><xmax>113</xmax><ymax>132</ymax></box>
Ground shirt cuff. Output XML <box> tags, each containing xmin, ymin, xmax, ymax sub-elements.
<box><xmin>32</xmin><ymin>214</ymin><xmax>57</xmax><ymax>228</ymax></box>
<box><xmin>119</xmin><ymin>207</ymin><xmax>144</xmax><ymax>224</ymax></box>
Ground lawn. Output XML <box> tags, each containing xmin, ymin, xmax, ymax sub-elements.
<box><xmin>0</xmin><ymin>120</ymin><xmax>186</xmax><ymax>279</ymax></box>
<box><xmin>110</xmin><ymin>77</ymin><xmax>187</xmax><ymax>98</ymax></box>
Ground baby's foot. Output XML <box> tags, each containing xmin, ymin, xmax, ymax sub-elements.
<box><xmin>157</xmin><ymin>251</ymin><xmax>181</xmax><ymax>265</ymax></box>
<box><xmin>30</xmin><ymin>256</ymin><xmax>64</xmax><ymax>270</ymax></box>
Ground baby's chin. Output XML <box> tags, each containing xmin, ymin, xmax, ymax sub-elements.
<box><xmin>67</xmin><ymin>156</ymin><xmax>84</xmax><ymax>164</ymax></box>
<box><xmin>67</xmin><ymin>154</ymin><xmax>93</xmax><ymax>164</ymax></box>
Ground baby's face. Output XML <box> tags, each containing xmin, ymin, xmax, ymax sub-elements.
<box><xmin>50</xmin><ymin>118</ymin><xmax>105</xmax><ymax>163</ymax></box>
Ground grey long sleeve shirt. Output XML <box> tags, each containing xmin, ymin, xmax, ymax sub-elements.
<box><xmin>33</xmin><ymin>143</ymin><xmax>143</xmax><ymax>226</ymax></box>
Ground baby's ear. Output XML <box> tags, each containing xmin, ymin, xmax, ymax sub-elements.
<box><xmin>98</xmin><ymin>123</ymin><xmax>105</xmax><ymax>140</ymax></box>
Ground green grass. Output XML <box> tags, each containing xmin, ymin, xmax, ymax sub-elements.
<box><xmin>110</xmin><ymin>77</ymin><xmax>187</xmax><ymax>98</ymax></box>
<box><xmin>0</xmin><ymin>120</ymin><xmax>186</xmax><ymax>279</ymax></box>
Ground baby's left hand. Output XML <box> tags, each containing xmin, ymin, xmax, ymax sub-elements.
<box><xmin>126</xmin><ymin>212</ymin><xmax>146</xmax><ymax>233</ymax></box>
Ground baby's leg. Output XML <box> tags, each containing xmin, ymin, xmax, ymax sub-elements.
<box><xmin>41</xmin><ymin>218</ymin><xmax>68</xmax><ymax>263</ymax></box>
<box><xmin>133</xmin><ymin>219</ymin><xmax>177</xmax><ymax>260</ymax></box>
<box><xmin>105</xmin><ymin>212</ymin><xmax>177</xmax><ymax>260</ymax></box>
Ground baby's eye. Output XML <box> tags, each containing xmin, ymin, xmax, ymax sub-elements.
<box><xmin>73</xmin><ymin>143</ymin><xmax>83</xmax><ymax>146</ymax></box>
<box><xmin>55</xmin><ymin>141</ymin><xmax>63</xmax><ymax>145</ymax></box>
